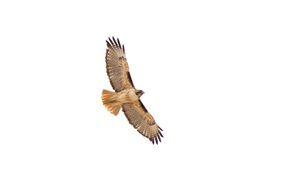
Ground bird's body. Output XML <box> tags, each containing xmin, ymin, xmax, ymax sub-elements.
<box><xmin>116</xmin><ymin>89</ymin><xmax>141</xmax><ymax>103</ymax></box>
<box><xmin>102</xmin><ymin>37</ymin><xmax>163</xmax><ymax>144</ymax></box>
<box><xmin>102</xmin><ymin>88</ymin><xmax>140</xmax><ymax>114</ymax></box>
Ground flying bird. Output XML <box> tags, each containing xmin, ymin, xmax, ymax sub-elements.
<box><xmin>102</xmin><ymin>37</ymin><xmax>163</xmax><ymax>144</ymax></box>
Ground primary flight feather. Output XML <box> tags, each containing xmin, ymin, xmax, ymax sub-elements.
<box><xmin>102</xmin><ymin>37</ymin><xmax>163</xmax><ymax>144</ymax></box>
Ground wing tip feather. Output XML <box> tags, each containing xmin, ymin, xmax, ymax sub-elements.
<box><xmin>106</xmin><ymin>40</ymin><xmax>112</xmax><ymax>48</ymax></box>
<box><xmin>149</xmin><ymin>126</ymin><xmax>163</xmax><ymax>145</ymax></box>
<box><xmin>117</xmin><ymin>38</ymin><xmax>121</xmax><ymax>48</ymax></box>
<box><xmin>106</xmin><ymin>36</ymin><xmax>125</xmax><ymax>53</ymax></box>
<box><xmin>112</xmin><ymin>36</ymin><xmax>118</xmax><ymax>47</ymax></box>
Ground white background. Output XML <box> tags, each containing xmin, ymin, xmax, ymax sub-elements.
<box><xmin>0</xmin><ymin>0</ymin><xmax>285</xmax><ymax>189</ymax></box>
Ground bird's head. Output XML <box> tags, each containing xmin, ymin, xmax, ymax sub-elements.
<box><xmin>136</xmin><ymin>90</ymin><xmax>144</xmax><ymax>97</ymax></box>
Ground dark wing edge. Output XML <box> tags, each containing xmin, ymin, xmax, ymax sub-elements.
<box><xmin>127</xmin><ymin>71</ymin><xmax>135</xmax><ymax>88</ymax></box>
<box><xmin>122</xmin><ymin>101</ymin><xmax>163</xmax><ymax>144</ymax></box>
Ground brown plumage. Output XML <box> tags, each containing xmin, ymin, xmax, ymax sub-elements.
<box><xmin>102</xmin><ymin>37</ymin><xmax>163</xmax><ymax>144</ymax></box>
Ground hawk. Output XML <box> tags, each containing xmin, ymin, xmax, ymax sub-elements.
<box><xmin>101</xmin><ymin>37</ymin><xmax>163</xmax><ymax>144</ymax></box>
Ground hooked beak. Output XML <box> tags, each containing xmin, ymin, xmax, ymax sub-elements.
<box><xmin>137</xmin><ymin>90</ymin><xmax>144</xmax><ymax>97</ymax></box>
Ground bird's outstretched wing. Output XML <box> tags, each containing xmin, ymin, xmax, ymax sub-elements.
<box><xmin>122</xmin><ymin>100</ymin><xmax>163</xmax><ymax>144</ymax></box>
<box><xmin>105</xmin><ymin>37</ymin><xmax>135</xmax><ymax>92</ymax></box>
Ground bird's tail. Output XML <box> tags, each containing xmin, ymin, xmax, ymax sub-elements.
<box><xmin>101</xmin><ymin>89</ymin><xmax>121</xmax><ymax>115</ymax></box>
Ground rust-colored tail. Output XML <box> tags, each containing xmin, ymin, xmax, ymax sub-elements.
<box><xmin>101</xmin><ymin>89</ymin><xmax>121</xmax><ymax>115</ymax></box>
